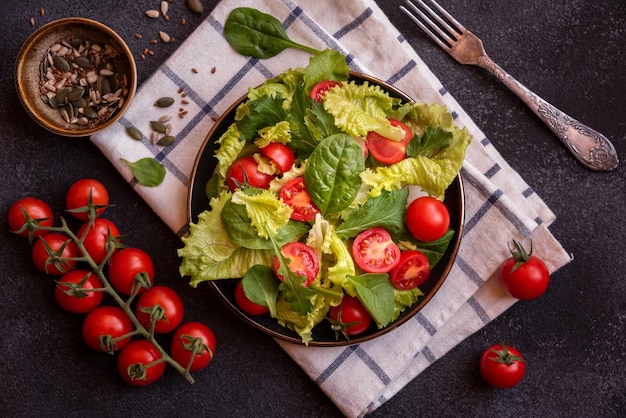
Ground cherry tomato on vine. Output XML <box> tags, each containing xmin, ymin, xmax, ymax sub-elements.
<box><xmin>406</xmin><ymin>196</ymin><xmax>450</xmax><ymax>242</ymax></box>
<box><xmin>366</xmin><ymin>118</ymin><xmax>413</xmax><ymax>165</ymax></box>
<box><xmin>135</xmin><ymin>285</ymin><xmax>184</xmax><ymax>334</ymax></box>
<box><xmin>309</xmin><ymin>80</ymin><xmax>342</xmax><ymax>101</ymax></box>
<box><xmin>55</xmin><ymin>269</ymin><xmax>104</xmax><ymax>314</ymax></box>
<box><xmin>108</xmin><ymin>247</ymin><xmax>155</xmax><ymax>296</ymax></box>
<box><xmin>259</xmin><ymin>143</ymin><xmax>295</xmax><ymax>173</ymax></box>
<box><xmin>234</xmin><ymin>279</ymin><xmax>269</xmax><ymax>316</ymax></box>
<box><xmin>351</xmin><ymin>227</ymin><xmax>401</xmax><ymax>273</ymax></box>
<box><xmin>31</xmin><ymin>232</ymin><xmax>79</xmax><ymax>275</ymax></box>
<box><xmin>8</xmin><ymin>197</ymin><xmax>54</xmax><ymax>238</ymax></box>
<box><xmin>389</xmin><ymin>250</ymin><xmax>431</xmax><ymax>290</ymax></box>
<box><xmin>329</xmin><ymin>295</ymin><xmax>372</xmax><ymax>337</ymax></box>
<box><xmin>117</xmin><ymin>339</ymin><xmax>166</xmax><ymax>386</ymax></box>
<box><xmin>170</xmin><ymin>321</ymin><xmax>216</xmax><ymax>372</ymax></box>
<box><xmin>499</xmin><ymin>240</ymin><xmax>550</xmax><ymax>300</ymax></box>
<box><xmin>273</xmin><ymin>242</ymin><xmax>319</xmax><ymax>287</ymax></box>
<box><xmin>66</xmin><ymin>178</ymin><xmax>109</xmax><ymax>221</ymax></box>
<box><xmin>479</xmin><ymin>343</ymin><xmax>526</xmax><ymax>388</ymax></box>
<box><xmin>279</xmin><ymin>177</ymin><xmax>320</xmax><ymax>222</ymax></box>
<box><xmin>82</xmin><ymin>306</ymin><xmax>133</xmax><ymax>352</ymax></box>
<box><xmin>226</xmin><ymin>156</ymin><xmax>274</xmax><ymax>192</ymax></box>
<box><xmin>77</xmin><ymin>218</ymin><xmax>121</xmax><ymax>265</ymax></box>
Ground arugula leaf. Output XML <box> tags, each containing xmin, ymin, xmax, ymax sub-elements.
<box><xmin>236</xmin><ymin>94</ymin><xmax>287</xmax><ymax>142</ymax></box>
<box><xmin>395</xmin><ymin>229</ymin><xmax>455</xmax><ymax>267</ymax></box>
<box><xmin>242</xmin><ymin>265</ymin><xmax>279</xmax><ymax>317</ymax></box>
<box><xmin>347</xmin><ymin>274</ymin><xmax>396</xmax><ymax>328</ymax></box>
<box><xmin>224</xmin><ymin>7</ymin><xmax>322</xmax><ymax>59</ymax></box>
<box><xmin>336</xmin><ymin>188</ymin><xmax>409</xmax><ymax>240</ymax></box>
<box><xmin>406</xmin><ymin>126</ymin><xmax>452</xmax><ymax>158</ymax></box>
<box><xmin>285</xmin><ymin>84</ymin><xmax>320</xmax><ymax>156</ymax></box>
<box><xmin>304</xmin><ymin>133</ymin><xmax>364</xmax><ymax>215</ymax></box>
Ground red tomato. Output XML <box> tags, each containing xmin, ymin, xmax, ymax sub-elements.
<box><xmin>108</xmin><ymin>248</ymin><xmax>155</xmax><ymax>296</ymax></box>
<box><xmin>366</xmin><ymin>119</ymin><xmax>413</xmax><ymax>164</ymax></box>
<box><xmin>279</xmin><ymin>177</ymin><xmax>320</xmax><ymax>222</ymax></box>
<box><xmin>389</xmin><ymin>250</ymin><xmax>431</xmax><ymax>290</ymax></box>
<box><xmin>135</xmin><ymin>286</ymin><xmax>184</xmax><ymax>334</ymax></box>
<box><xmin>234</xmin><ymin>279</ymin><xmax>269</xmax><ymax>316</ymax></box>
<box><xmin>329</xmin><ymin>295</ymin><xmax>373</xmax><ymax>337</ymax></box>
<box><xmin>170</xmin><ymin>321</ymin><xmax>216</xmax><ymax>372</ymax></box>
<box><xmin>117</xmin><ymin>339</ymin><xmax>166</xmax><ymax>386</ymax></box>
<box><xmin>82</xmin><ymin>306</ymin><xmax>133</xmax><ymax>352</ymax></box>
<box><xmin>259</xmin><ymin>143</ymin><xmax>295</xmax><ymax>173</ymax></box>
<box><xmin>309</xmin><ymin>80</ymin><xmax>342</xmax><ymax>101</ymax></box>
<box><xmin>499</xmin><ymin>240</ymin><xmax>550</xmax><ymax>300</ymax></box>
<box><xmin>31</xmin><ymin>232</ymin><xmax>79</xmax><ymax>275</ymax></box>
<box><xmin>226</xmin><ymin>156</ymin><xmax>274</xmax><ymax>192</ymax></box>
<box><xmin>55</xmin><ymin>269</ymin><xmax>104</xmax><ymax>314</ymax></box>
<box><xmin>351</xmin><ymin>227</ymin><xmax>401</xmax><ymax>273</ymax></box>
<box><xmin>273</xmin><ymin>242</ymin><xmax>319</xmax><ymax>287</ymax></box>
<box><xmin>77</xmin><ymin>218</ymin><xmax>121</xmax><ymax>265</ymax></box>
<box><xmin>406</xmin><ymin>196</ymin><xmax>450</xmax><ymax>242</ymax></box>
<box><xmin>479</xmin><ymin>343</ymin><xmax>526</xmax><ymax>388</ymax></box>
<box><xmin>7</xmin><ymin>197</ymin><xmax>54</xmax><ymax>238</ymax></box>
<box><xmin>66</xmin><ymin>178</ymin><xmax>109</xmax><ymax>221</ymax></box>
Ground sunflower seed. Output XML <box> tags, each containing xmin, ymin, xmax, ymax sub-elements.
<box><xmin>161</xmin><ymin>1</ymin><xmax>169</xmax><ymax>16</ymax></box>
<box><xmin>159</xmin><ymin>31</ymin><xmax>171</xmax><ymax>43</ymax></box>
<box><xmin>145</xmin><ymin>10</ymin><xmax>160</xmax><ymax>19</ymax></box>
<box><xmin>186</xmin><ymin>0</ymin><xmax>204</xmax><ymax>14</ymax></box>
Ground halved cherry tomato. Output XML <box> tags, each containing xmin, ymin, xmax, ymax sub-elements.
<box><xmin>366</xmin><ymin>119</ymin><xmax>413</xmax><ymax>165</ymax></box>
<box><xmin>234</xmin><ymin>279</ymin><xmax>269</xmax><ymax>316</ymax></box>
<box><xmin>310</xmin><ymin>80</ymin><xmax>342</xmax><ymax>101</ymax></box>
<box><xmin>389</xmin><ymin>250</ymin><xmax>431</xmax><ymax>290</ymax></box>
<box><xmin>406</xmin><ymin>196</ymin><xmax>450</xmax><ymax>242</ymax></box>
<box><xmin>259</xmin><ymin>143</ymin><xmax>295</xmax><ymax>173</ymax></box>
<box><xmin>273</xmin><ymin>242</ymin><xmax>319</xmax><ymax>287</ymax></box>
<box><xmin>279</xmin><ymin>177</ymin><xmax>320</xmax><ymax>222</ymax></box>
<box><xmin>8</xmin><ymin>197</ymin><xmax>54</xmax><ymax>238</ymax></box>
<box><xmin>226</xmin><ymin>156</ymin><xmax>275</xmax><ymax>192</ymax></box>
<box><xmin>351</xmin><ymin>227</ymin><xmax>401</xmax><ymax>273</ymax></box>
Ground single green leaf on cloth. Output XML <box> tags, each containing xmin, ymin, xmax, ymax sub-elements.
<box><xmin>120</xmin><ymin>158</ymin><xmax>166</xmax><ymax>187</ymax></box>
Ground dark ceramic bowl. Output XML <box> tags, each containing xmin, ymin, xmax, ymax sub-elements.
<box><xmin>15</xmin><ymin>18</ymin><xmax>137</xmax><ymax>137</ymax></box>
<box><xmin>187</xmin><ymin>72</ymin><xmax>464</xmax><ymax>346</ymax></box>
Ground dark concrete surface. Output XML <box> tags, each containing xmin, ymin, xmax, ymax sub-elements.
<box><xmin>1</xmin><ymin>1</ymin><xmax>624</xmax><ymax>417</ymax></box>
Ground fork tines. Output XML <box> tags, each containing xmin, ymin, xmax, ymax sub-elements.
<box><xmin>400</xmin><ymin>0</ymin><xmax>465</xmax><ymax>49</ymax></box>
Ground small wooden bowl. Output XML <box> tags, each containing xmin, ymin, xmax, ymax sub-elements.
<box><xmin>15</xmin><ymin>18</ymin><xmax>137</xmax><ymax>137</ymax></box>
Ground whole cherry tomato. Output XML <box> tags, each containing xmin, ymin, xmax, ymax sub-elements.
<box><xmin>405</xmin><ymin>196</ymin><xmax>450</xmax><ymax>242</ymax></box>
<box><xmin>66</xmin><ymin>178</ymin><xmax>109</xmax><ymax>221</ymax></box>
<box><xmin>117</xmin><ymin>339</ymin><xmax>166</xmax><ymax>386</ymax></box>
<box><xmin>108</xmin><ymin>248</ymin><xmax>155</xmax><ymax>296</ymax></box>
<box><xmin>499</xmin><ymin>240</ymin><xmax>550</xmax><ymax>300</ymax></box>
<box><xmin>170</xmin><ymin>322</ymin><xmax>216</xmax><ymax>372</ymax></box>
<box><xmin>31</xmin><ymin>232</ymin><xmax>79</xmax><ymax>275</ymax></box>
<box><xmin>7</xmin><ymin>197</ymin><xmax>54</xmax><ymax>239</ymax></box>
<box><xmin>135</xmin><ymin>285</ymin><xmax>184</xmax><ymax>334</ymax></box>
<box><xmin>225</xmin><ymin>156</ymin><xmax>274</xmax><ymax>192</ymax></box>
<box><xmin>234</xmin><ymin>279</ymin><xmax>269</xmax><ymax>316</ymax></box>
<box><xmin>55</xmin><ymin>269</ymin><xmax>103</xmax><ymax>314</ymax></box>
<box><xmin>479</xmin><ymin>343</ymin><xmax>526</xmax><ymax>388</ymax></box>
<box><xmin>77</xmin><ymin>218</ymin><xmax>121</xmax><ymax>265</ymax></box>
<box><xmin>82</xmin><ymin>306</ymin><xmax>133</xmax><ymax>353</ymax></box>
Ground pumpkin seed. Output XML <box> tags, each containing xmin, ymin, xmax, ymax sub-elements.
<box><xmin>67</xmin><ymin>86</ymin><xmax>85</xmax><ymax>101</ymax></box>
<box><xmin>71</xmin><ymin>97</ymin><xmax>87</xmax><ymax>108</ymax></box>
<box><xmin>186</xmin><ymin>0</ymin><xmax>204</xmax><ymax>14</ymax></box>
<box><xmin>53</xmin><ymin>56</ymin><xmax>70</xmax><ymax>72</ymax></box>
<box><xmin>154</xmin><ymin>97</ymin><xmax>174</xmax><ymax>107</ymax></box>
<box><xmin>56</xmin><ymin>88</ymin><xmax>70</xmax><ymax>105</ymax></box>
<box><xmin>74</xmin><ymin>55</ymin><xmax>91</xmax><ymax>68</ymax></box>
<box><xmin>82</xmin><ymin>106</ymin><xmax>98</xmax><ymax>118</ymax></box>
<box><xmin>126</xmin><ymin>126</ymin><xmax>143</xmax><ymax>140</ymax></box>
<box><xmin>151</xmin><ymin>120</ymin><xmax>166</xmax><ymax>133</ymax></box>
<box><xmin>157</xmin><ymin>135</ymin><xmax>175</xmax><ymax>146</ymax></box>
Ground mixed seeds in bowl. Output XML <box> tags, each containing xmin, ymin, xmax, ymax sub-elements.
<box><xmin>39</xmin><ymin>35</ymin><xmax>131</xmax><ymax>129</ymax></box>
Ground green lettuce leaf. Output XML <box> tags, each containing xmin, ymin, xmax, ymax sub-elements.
<box><xmin>231</xmin><ymin>188</ymin><xmax>292</xmax><ymax>239</ymax></box>
<box><xmin>303</xmin><ymin>49</ymin><xmax>350</xmax><ymax>94</ymax></box>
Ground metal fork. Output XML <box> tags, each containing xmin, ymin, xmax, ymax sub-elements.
<box><xmin>401</xmin><ymin>0</ymin><xmax>618</xmax><ymax>171</ymax></box>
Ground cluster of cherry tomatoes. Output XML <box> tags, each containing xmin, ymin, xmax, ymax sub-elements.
<box><xmin>7</xmin><ymin>178</ymin><xmax>215</xmax><ymax>386</ymax></box>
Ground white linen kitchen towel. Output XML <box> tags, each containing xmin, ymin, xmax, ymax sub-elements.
<box><xmin>91</xmin><ymin>1</ymin><xmax>572</xmax><ymax>416</ymax></box>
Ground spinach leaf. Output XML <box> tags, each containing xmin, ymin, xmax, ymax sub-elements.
<box><xmin>347</xmin><ymin>274</ymin><xmax>395</xmax><ymax>328</ymax></box>
<box><xmin>336</xmin><ymin>188</ymin><xmax>409</xmax><ymax>240</ymax></box>
<box><xmin>221</xmin><ymin>198</ymin><xmax>309</xmax><ymax>249</ymax></box>
<box><xmin>303</xmin><ymin>49</ymin><xmax>350</xmax><ymax>94</ymax></box>
<box><xmin>120</xmin><ymin>158</ymin><xmax>165</xmax><ymax>187</ymax></box>
<box><xmin>393</xmin><ymin>228</ymin><xmax>455</xmax><ymax>267</ymax></box>
<box><xmin>242</xmin><ymin>265</ymin><xmax>279</xmax><ymax>317</ymax></box>
<box><xmin>236</xmin><ymin>94</ymin><xmax>287</xmax><ymax>142</ymax></box>
<box><xmin>304</xmin><ymin>134</ymin><xmax>364</xmax><ymax>215</ymax></box>
<box><xmin>224</xmin><ymin>7</ymin><xmax>321</xmax><ymax>59</ymax></box>
<box><xmin>406</xmin><ymin>126</ymin><xmax>452</xmax><ymax>158</ymax></box>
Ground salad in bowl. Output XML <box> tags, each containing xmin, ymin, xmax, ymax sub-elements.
<box><xmin>179</xmin><ymin>49</ymin><xmax>470</xmax><ymax>345</ymax></box>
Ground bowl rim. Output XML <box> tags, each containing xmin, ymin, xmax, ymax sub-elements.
<box><xmin>186</xmin><ymin>71</ymin><xmax>465</xmax><ymax>346</ymax></box>
<box><xmin>14</xmin><ymin>17</ymin><xmax>137</xmax><ymax>137</ymax></box>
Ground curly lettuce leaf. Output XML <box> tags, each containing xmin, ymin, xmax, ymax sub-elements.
<box><xmin>254</xmin><ymin>120</ymin><xmax>292</xmax><ymax>148</ymax></box>
<box><xmin>231</xmin><ymin>188</ymin><xmax>292</xmax><ymax>239</ymax></box>
<box><xmin>323</xmin><ymin>81</ymin><xmax>405</xmax><ymax>140</ymax></box>
<box><xmin>215</xmin><ymin>123</ymin><xmax>245</xmax><ymax>178</ymax></box>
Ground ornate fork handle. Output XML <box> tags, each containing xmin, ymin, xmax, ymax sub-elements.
<box><xmin>477</xmin><ymin>55</ymin><xmax>619</xmax><ymax>171</ymax></box>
